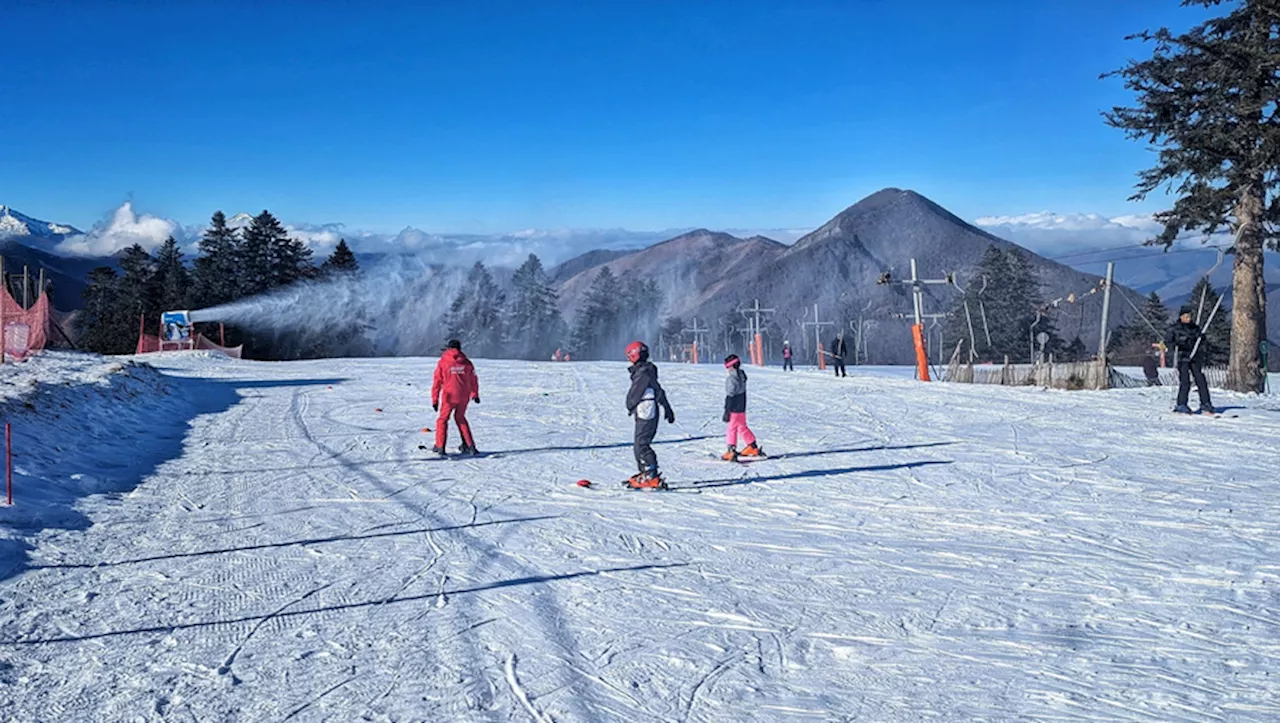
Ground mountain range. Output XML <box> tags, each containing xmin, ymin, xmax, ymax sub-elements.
<box><xmin>2</xmin><ymin>192</ymin><xmax>1276</xmax><ymax>360</ymax></box>
<box><xmin>551</xmin><ymin>189</ymin><xmax>1154</xmax><ymax>363</ymax></box>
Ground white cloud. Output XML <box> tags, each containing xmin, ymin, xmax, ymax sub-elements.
<box><xmin>972</xmin><ymin>211</ymin><xmax>1234</xmax><ymax>257</ymax></box>
<box><xmin>55</xmin><ymin>202</ymin><xmax>184</xmax><ymax>257</ymax></box>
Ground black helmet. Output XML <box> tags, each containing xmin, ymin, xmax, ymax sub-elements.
<box><xmin>446</xmin><ymin>339</ymin><xmax>462</xmax><ymax>350</ymax></box>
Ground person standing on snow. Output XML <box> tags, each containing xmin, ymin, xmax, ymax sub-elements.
<box><xmin>625</xmin><ymin>341</ymin><xmax>675</xmax><ymax>489</ymax></box>
<box><xmin>1165</xmin><ymin>307</ymin><xmax>1215</xmax><ymax>414</ymax></box>
<box><xmin>782</xmin><ymin>341</ymin><xmax>794</xmax><ymax>371</ymax></box>
<box><xmin>829</xmin><ymin>332</ymin><xmax>849</xmax><ymax>377</ymax></box>
<box><xmin>721</xmin><ymin>354</ymin><xmax>765</xmax><ymax>461</ymax></box>
<box><xmin>431</xmin><ymin>339</ymin><xmax>481</xmax><ymax>455</ymax></box>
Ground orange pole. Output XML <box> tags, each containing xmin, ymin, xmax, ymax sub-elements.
<box><xmin>691</xmin><ymin>340</ymin><xmax>699</xmax><ymax>365</ymax></box>
<box><xmin>912</xmin><ymin>323</ymin><xmax>931</xmax><ymax>381</ymax></box>
<box><xmin>817</xmin><ymin>343</ymin><xmax>827</xmax><ymax>370</ymax></box>
<box><xmin>754</xmin><ymin>333</ymin><xmax>763</xmax><ymax>366</ymax></box>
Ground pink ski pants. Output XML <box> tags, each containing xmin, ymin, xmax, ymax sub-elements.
<box><xmin>725</xmin><ymin>412</ymin><xmax>756</xmax><ymax>448</ymax></box>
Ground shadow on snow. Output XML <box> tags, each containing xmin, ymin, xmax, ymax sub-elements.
<box><xmin>0</xmin><ymin>373</ymin><xmax>348</xmax><ymax>584</ymax></box>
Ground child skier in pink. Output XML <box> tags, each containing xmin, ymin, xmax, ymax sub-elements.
<box><xmin>722</xmin><ymin>354</ymin><xmax>764</xmax><ymax>461</ymax></box>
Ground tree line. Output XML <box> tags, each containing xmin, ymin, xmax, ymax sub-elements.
<box><xmin>77</xmin><ymin>210</ymin><xmax>358</xmax><ymax>358</ymax></box>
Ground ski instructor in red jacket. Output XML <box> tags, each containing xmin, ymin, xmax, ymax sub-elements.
<box><xmin>431</xmin><ymin>339</ymin><xmax>480</xmax><ymax>455</ymax></box>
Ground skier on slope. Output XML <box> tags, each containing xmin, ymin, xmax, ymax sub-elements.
<box><xmin>1164</xmin><ymin>307</ymin><xmax>1215</xmax><ymax>414</ymax></box>
<box><xmin>625</xmin><ymin>341</ymin><xmax>675</xmax><ymax>489</ymax></box>
<box><xmin>721</xmin><ymin>354</ymin><xmax>765</xmax><ymax>461</ymax></box>
<box><xmin>431</xmin><ymin>339</ymin><xmax>481</xmax><ymax>455</ymax></box>
<box><xmin>829</xmin><ymin>331</ymin><xmax>849</xmax><ymax>377</ymax></box>
<box><xmin>782</xmin><ymin>341</ymin><xmax>794</xmax><ymax>371</ymax></box>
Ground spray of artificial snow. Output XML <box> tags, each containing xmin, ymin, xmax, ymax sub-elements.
<box><xmin>190</xmin><ymin>255</ymin><xmax>469</xmax><ymax>356</ymax></box>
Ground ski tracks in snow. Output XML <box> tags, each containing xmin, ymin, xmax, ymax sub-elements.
<box><xmin>1</xmin><ymin>357</ymin><xmax>1279</xmax><ymax>720</ymax></box>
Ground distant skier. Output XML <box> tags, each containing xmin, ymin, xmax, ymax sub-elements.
<box><xmin>1165</xmin><ymin>307</ymin><xmax>1215</xmax><ymax>414</ymax></box>
<box><xmin>1141</xmin><ymin>347</ymin><xmax>1161</xmax><ymax>387</ymax></box>
<box><xmin>830</xmin><ymin>332</ymin><xmax>849</xmax><ymax>377</ymax></box>
<box><xmin>625</xmin><ymin>341</ymin><xmax>675</xmax><ymax>489</ymax></box>
<box><xmin>721</xmin><ymin>354</ymin><xmax>764</xmax><ymax>461</ymax></box>
<box><xmin>431</xmin><ymin>339</ymin><xmax>481</xmax><ymax>455</ymax></box>
<box><xmin>782</xmin><ymin>341</ymin><xmax>794</xmax><ymax>371</ymax></box>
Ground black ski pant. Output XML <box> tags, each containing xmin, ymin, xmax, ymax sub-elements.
<box><xmin>1176</xmin><ymin>360</ymin><xmax>1212</xmax><ymax>408</ymax></box>
<box><xmin>832</xmin><ymin>357</ymin><xmax>846</xmax><ymax>377</ymax></box>
<box><xmin>782</xmin><ymin>358</ymin><xmax>793</xmax><ymax>371</ymax></box>
<box><xmin>634</xmin><ymin>416</ymin><xmax>659</xmax><ymax>473</ymax></box>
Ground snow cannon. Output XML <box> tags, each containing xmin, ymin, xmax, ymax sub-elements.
<box><xmin>135</xmin><ymin>308</ymin><xmax>242</xmax><ymax>357</ymax></box>
<box><xmin>160</xmin><ymin>310</ymin><xmax>194</xmax><ymax>351</ymax></box>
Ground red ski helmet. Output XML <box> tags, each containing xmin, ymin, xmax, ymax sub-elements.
<box><xmin>625</xmin><ymin>341</ymin><xmax>649</xmax><ymax>364</ymax></box>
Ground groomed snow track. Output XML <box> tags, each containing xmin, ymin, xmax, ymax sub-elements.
<box><xmin>2</xmin><ymin>354</ymin><xmax>1279</xmax><ymax>721</ymax></box>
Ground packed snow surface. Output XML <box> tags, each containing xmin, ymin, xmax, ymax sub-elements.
<box><xmin>2</xmin><ymin>354</ymin><xmax>1279</xmax><ymax>721</ymax></box>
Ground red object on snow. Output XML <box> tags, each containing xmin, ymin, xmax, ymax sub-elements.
<box><xmin>375</xmin><ymin>408</ymin><xmax>383</xmax><ymax>412</ymax></box>
<box><xmin>576</xmin><ymin>479</ymin><xmax>592</xmax><ymax>488</ymax></box>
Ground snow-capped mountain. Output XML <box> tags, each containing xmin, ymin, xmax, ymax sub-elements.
<box><xmin>0</xmin><ymin>205</ymin><xmax>81</xmax><ymax>253</ymax></box>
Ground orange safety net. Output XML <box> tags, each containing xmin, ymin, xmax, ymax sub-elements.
<box><xmin>1</xmin><ymin>287</ymin><xmax>50</xmax><ymax>362</ymax></box>
<box><xmin>136</xmin><ymin>332</ymin><xmax>242</xmax><ymax>358</ymax></box>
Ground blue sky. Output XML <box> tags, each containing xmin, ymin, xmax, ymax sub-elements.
<box><xmin>0</xmin><ymin>0</ymin><xmax>1208</xmax><ymax>237</ymax></box>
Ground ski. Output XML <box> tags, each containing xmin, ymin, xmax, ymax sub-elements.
<box><xmin>707</xmin><ymin>452</ymin><xmax>769</xmax><ymax>463</ymax></box>
<box><xmin>418</xmin><ymin>445</ymin><xmax>499</xmax><ymax>459</ymax></box>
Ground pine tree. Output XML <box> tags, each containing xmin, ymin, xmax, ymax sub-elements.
<box><xmin>1109</xmin><ymin>291</ymin><xmax>1171</xmax><ymax>364</ymax></box>
<box><xmin>620</xmin><ymin>276</ymin><xmax>662</xmax><ymax>348</ymax></box>
<box><xmin>192</xmin><ymin>210</ymin><xmax>240</xmax><ymax>307</ymax></box>
<box><xmin>151</xmin><ymin>236</ymin><xmax>191</xmax><ymax>313</ymax></box>
<box><xmin>570</xmin><ymin>266</ymin><xmax>620</xmax><ymax>359</ymax></box>
<box><xmin>239</xmin><ymin>210</ymin><xmax>288</xmax><ymax>296</ymax></box>
<box><xmin>271</xmin><ymin>229</ymin><xmax>314</xmax><ymax>287</ymax></box>
<box><xmin>321</xmin><ymin>239</ymin><xmax>359</xmax><ymax>276</ymax></box>
<box><xmin>946</xmin><ymin>246</ymin><xmax>1059</xmax><ymax>362</ymax></box>
<box><xmin>79</xmin><ymin>267</ymin><xmax>129</xmax><ymax>354</ymax></box>
<box><xmin>1104</xmin><ymin>1</ymin><xmax>1280</xmax><ymax>391</ymax></box>
<box><xmin>445</xmin><ymin>262</ymin><xmax>505</xmax><ymax>357</ymax></box>
<box><xmin>1062</xmin><ymin>336</ymin><xmax>1088</xmax><ymax>363</ymax></box>
<box><xmin>116</xmin><ymin>244</ymin><xmax>157</xmax><ymax>335</ymax></box>
<box><xmin>505</xmin><ymin>254</ymin><xmax>563</xmax><ymax>359</ymax></box>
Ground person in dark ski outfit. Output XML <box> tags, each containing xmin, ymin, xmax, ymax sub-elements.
<box><xmin>625</xmin><ymin>341</ymin><xmax>675</xmax><ymax>488</ymax></box>
<box><xmin>782</xmin><ymin>341</ymin><xmax>794</xmax><ymax>371</ymax></box>
<box><xmin>1165</xmin><ymin>308</ymin><xmax>1215</xmax><ymax>414</ymax></box>
<box><xmin>721</xmin><ymin>354</ymin><xmax>764</xmax><ymax>461</ymax></box>
<box><xmin>830</xmin><ymin>332</ymin><xmax>849</xmax><ymax>377</ymax></box>
<box><xmin>431</xmin><ymin>339</ymin><xmax>481</xmax><ymax>454</ymax></box>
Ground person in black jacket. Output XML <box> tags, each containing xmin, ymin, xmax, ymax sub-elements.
<box><xmin>1165</xmin><ymin>307</ymin><xmax>1215</xmax><ymax>414</ymax></box>
<box><xmin>624</xmin><ymin>341</ymin><xmax>675</xmax><ymax>488</ymax></box>
<box><xmin>830</xmin><ymin>332</ymin><xmax>849</xmax><ymax>377</ymax></box>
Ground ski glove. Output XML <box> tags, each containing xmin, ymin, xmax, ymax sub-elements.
<box><xmin>432</xmin><ymin>402</ymin><xmax>439</xmax><ymax>412</ymax></box>
<box><xmin>472</xmin><ymin>396</ymin><xmax>480</xmax><ymax>404</ymax></box>
<box><xmin>665</xmin><ymin>408</ymin><xmax>676</xmax><ymax>424</ymax></box>
<box><xmin>722</xmin><ymin>410</ymin><xmax>731</xmax><ymax>423</ymax></box>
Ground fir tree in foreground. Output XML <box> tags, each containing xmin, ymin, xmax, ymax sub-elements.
<box><xmin>1104</xmin><ymin>0</ymin><xmax>1280</xmax><ymax>391</ymax></box>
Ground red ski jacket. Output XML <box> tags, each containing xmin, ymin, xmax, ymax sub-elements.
<box><xmin>432</xmin><ymin>348</ymin><xmax>479</xmax><ymax>405</ymax></box>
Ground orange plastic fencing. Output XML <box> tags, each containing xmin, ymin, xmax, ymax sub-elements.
<box><xmin>1</xmin><ymin>287</ymin><xmax>50</xmax><ymax>362</ymax></box>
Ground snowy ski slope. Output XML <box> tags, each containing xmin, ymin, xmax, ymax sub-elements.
<box><xmin>2</xmin><ymin>353</ymin><xmax>1279</xmax><ymax>721</ymax></box>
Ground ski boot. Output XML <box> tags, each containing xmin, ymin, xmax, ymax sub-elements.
<box><xmin>430</xmin><ymin>445</ymin><xmax>447</xmax><ymax>455</ymax></box>
<box><xmin>1197</xmin><ymin>405</ymin><xmax>1217</xmax><ymax>415</ymax></box>
<box><xmin>740</xmin><ymin>442</ymin><xmax>765</xmax><ymax>457</ymax></box>
<box><xmin>721</xmin><ymin>445</ymin><xmax>739</xmax><ymax>462</ymax></box>
<box><xmin>458</xmin><ymin>443</ymin><xmax>481</xmax><ymax>456</ymax></box>
<box><xmin>626</xmin><ymin>469</ymin><xmax>667</xmax><ymax>490</ymax></box>
<box><xmin>1173</xmin><ymin>405</ymin><xmax>1193</xmax><ymax>415</ymax></box>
